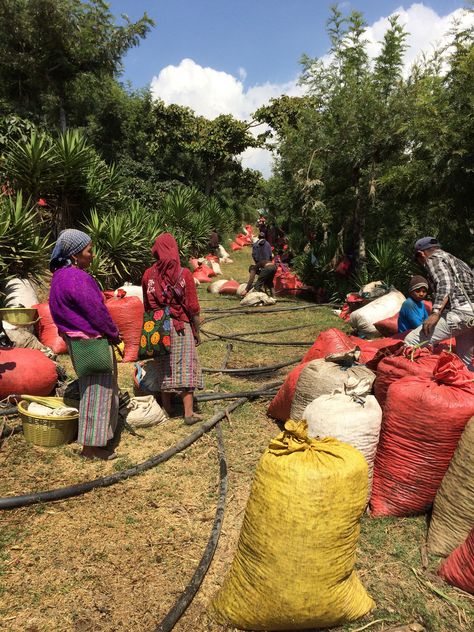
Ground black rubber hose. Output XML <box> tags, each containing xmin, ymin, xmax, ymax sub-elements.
<box><xmin>0</xmin><ymin>406</ymin><xmax>18</xmax><ymax>416</ymax></box>
<box><xmin>202</xmin><ymin>303</ymin><xmax>334</xmax><ymax>315</ymax></box>
<box><xmin>195</xmin><ymin>382</ymin><xmax>282</xmax><ymax>402</ymax></box>
<box><xmin>1</xmin><ymin>424</ymin><xmax>22</xmax><ymax>439</ymax></box>
<box><xmin>0</xmin><ymin>396</ymin><xmax>257</xmax><ymax>511</ymax></box>
<box><xmin>154</xmin><ymin>422</ymin><xmax>227</xmax><ymax>632</ymax></box>
<box><xmin>201</xmin><ymin>329</ymin><xmax>313</xmax><ymax>346</ymax></box>
<box><xmin>201</xmin><ymin>356</ymin><xmax>302</xmax><ymax>375</ymax></box>
<box><xmin>220</xmin><ymin>322</ymin><xmax>317</xmax><ymax>338</ymax></box>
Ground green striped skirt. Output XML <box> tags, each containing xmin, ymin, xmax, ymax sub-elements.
<box><xmin>153</xmin><ymin>321</ymin><xmax>204</xmax><ymax>392</ymax></box>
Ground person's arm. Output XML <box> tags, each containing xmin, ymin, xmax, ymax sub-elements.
<box><xmin>183</xmin><ymin>269</ymin><xmax>201</xmax><ymax>344</ymax></box>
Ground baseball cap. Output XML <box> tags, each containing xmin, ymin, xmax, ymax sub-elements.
<box><xmin>413</xmin><ymin>236</ymin><xmax>440</xmax><ymax>252</ymax></box>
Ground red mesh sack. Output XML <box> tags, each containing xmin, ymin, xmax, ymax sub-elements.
<box><xmin>205</xmin><ymin>254</ymin><xmax>219</xmax><ymax>262</ymax></box>
<box><xmin>218</xmin><ymin>280</ymin><xmax>241</xmax><ymax>295</ymax></box>
<box><xmin>438</xmin><ymin>527</ymin><xmax>474</xmax><ymax>594</ymax></box>
<box><xmin>267</xmin><ymin>363</ymin><xmax>307</xmax><ymax>422</ymax></box>
<box><xmin>370</xmin><ymin>353</ymin><xmax>474</xmax><ymax>517</ymax></box>
<box><xmin>231</xmin><ymin>242</ymin><xmax>242</xmax><ymax>251</ymax></box>
<box><xmin>33</xmin><ymin>303</ymin><xmax>67</xmax><ymax>354</ymax></box>
<box><xmin>0</xmin><ymin>349</ymin><xmax>57</xmax><ymax>398</ymax></box>
<box><xmin>189</xmin><ymin>258</ymin><xmax>200</xmax><ymax>271</ymax></box>
<box><xmin>374</xmin><ymin>314</ymin><xmax>399</xmax><ymax>337</ymax></box>
<box><xmin>235</xmin><ymin>236</ymin><xmax>247</xmax><ymax>247</ymax></box>
<box><xmin>193</xmin><ymin>268</ymin><xmax>212</xmax><ymax>283</ymax></box>
<box><xmin>373</xmin><ymin>347</ymin><xmax>440</xmax><ymax>408</ymax></box>
<box><xmin>105</xmin><ymin>294</ymin><xmax>144</xmax><ymax>362</ymax></box>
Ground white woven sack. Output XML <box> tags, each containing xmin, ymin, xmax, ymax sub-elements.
<box><xmin>3</xmin><ymin>278</ymin><xmax>39</xmax><ymax>307</ymax></box>
<box><xmin>211</xmin><ymin>261</ymin><xmax>222</xmax><ymax>276</ymax></box>
<box><xmin>360</xmin><ymin>280</ymin><xmax>384</xmax><ymax>296</ymax></box>
<box><xmin>236</xmin><ymin>283</ymin><xmax>248</xmax><ymax>297</ymax></box>
<box><xmin>219</xmin><ymin>257</ymin><xmax>233</xmax><ymax>264</ymax></box>
<box><xmin>240</xmin><ymin>291</ymin><xmax>276</xmax><ymax>307</ymax></box>
<box><xmin>349</xmin><ymin>290</ymin><xmax>405</xmax><ymax>336</ymax></box>
<box><xmin>217</xmin><ymin>245</ymin><xmax>230</xmax><ymax>259</ymax></box>
<box><xmin>126</xmin><ymin>395</ymin><xmax>168</xmax><ymax>428</ymax></box>
<box><xmin>117</xmin><ymin>283</ymin><xmax>143</xmax><ymax>301</ymax></box>
<box><xmin>291</xmin><ymin>359</ymin><xmax>375</xmax><ymax>420</ymax></box>
<box><xmin>303</xmin><ymin>392</ymin><xmax>382</xmax><ymax>490</ymax></box>
<box><xmin>208</xmin><ymin>279</ymin><xmax>228</xmax><ymax>294</ymax></box>
<box><xmin>194</xmin><ymin>277</ymin><xmax>201</xmax><ymax>286</ymax></box>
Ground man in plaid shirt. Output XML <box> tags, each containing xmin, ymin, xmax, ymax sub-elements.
<box><xmin>404</xmin><ymin>236</ymin><xmax>474</xmax><ymax>371</ymax></box>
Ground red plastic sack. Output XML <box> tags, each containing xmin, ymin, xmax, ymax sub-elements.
<box><xmin>205</xmin><ymin>254</ymin><xmax>219</xmax><ymax>262</ymax></box>
<box><xmin>218</xmin><ymin>280</ymin><xmax>241</xmax><ymax>295</ymax></box>
<box><xmin>370</xmin><ymin>353</ymin><xmax>474</xmax><ymax>517</ymax></box>
<box><xmin>438</xmin><ymin>527</ymin><xmax>474</xmax><ymax>594</ymax></box>
<box><xmin>193</xmin><ymin>268</ymin><xmax>212</xmax><ymax>283</ymax></box>
<box><xmin>189</xmin><ymin>258</ymin><xmax>200</xmax><ymax>271</ymax></box>
<box><xmin>33</xmin><ymin>303</ymin><xmax>67</xmax><ymax>354</ymax></box>
<box><xmin>302</xmin><ymin>328</ymin><xmax>400</xmax><ymax>366</ymax></box>
<box><xmin>373</xmin><ymin>348</ymin><xmax>440</xmax><ymax>408</ymax></box>
<box><xmin>374</xmin><ymin>314</ymin><xmax>399</xmax><ymax>337</ymax></box>
<box><xmin>231</xmin><ymin>242</ymin><xmax>243</xmax><ymax>251</ymax></box>
<box><xmin>267</xmin><ymin>363</ymin><xmax>306</xmax><ymax>422</ymax></box>
<box><xmin>200</xmin><ymin>263</ymin><xmax>215</xmax><ymax>278</ymax></box>
<box><xmin>0</xmin><ymin>348</ymin><xmax>57</xmax><ymax>398</ymax></box>
<box><xmin>105</xmin><ymin>294</ymin><xmax>144</xmax><ymax>362</ymax></box>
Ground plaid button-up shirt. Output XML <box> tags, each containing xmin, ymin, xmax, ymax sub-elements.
<box><xmin>424</xmin><ymin>249</ymin><xmax>474</xmax><ymax>313</ymax></box>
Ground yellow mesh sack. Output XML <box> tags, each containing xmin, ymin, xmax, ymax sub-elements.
<box><xmin>210</xmin><ymin>420</ymin><xmax>375</xmax><ymax>630</ymax></box>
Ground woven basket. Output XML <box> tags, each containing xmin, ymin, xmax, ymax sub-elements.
<box><xmin>18</xmin><ymin>400</ymin><xmax>78</xmax><ymax>447</ymax></box>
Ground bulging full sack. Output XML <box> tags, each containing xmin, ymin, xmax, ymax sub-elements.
<box><xmin>291</xmin><ymin>359</ymin><xmax>375</xmax><ymax>419</ymax></box>
<box><xmin>104</xmin><ymin>294</ymin><xmax>144</xmax><ymax>362</ymax></box>
<box><xmin>349</xmin><ymin>290</ymin><xmax>405</xmax><ymax>336</ymax></box>
<box><xmin>438</xmin><ymin>527</ymin><xmax>474</xmax><ymax>595</ymax></box>
<box><xmin>427</xmin><ymin>416</ymin><xmax>474</xmax><ymax>556</ymax></box>
<box><xmin>126</xmin><ymin>395</ymin><xmax>168</xmax><ymax>428</ymax></box>
<box><xmin>303</xmin><ymin>390</ymin><xmax>382</xmax><ymax>490</ymax></box>
<box><xmin>210</xmin><ymin>421</ymin><xmax>375</xmax><ymax>630</ymax></box>
<box><xmin>370</xmin><ymin>353</ymin><xmax>474</xmax><ymax>517</ymax></box>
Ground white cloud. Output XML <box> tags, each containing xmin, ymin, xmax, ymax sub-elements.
<box><xmin>364</xmin><ymin>4</ymin><xmax>474</xmax><ymax>74</ymax></box>
<box><xmin>149</xmin><ymin>4</ymin><xmax>473</xmax><ymax>178</ymax></box>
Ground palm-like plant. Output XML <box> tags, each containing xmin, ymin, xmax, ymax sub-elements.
<box><xmin>366</xmin><ymin>241</ymin><xmax>411</xmax><ymax>289</ymax></box>
<box><xmin>0</xmin><ymin>191</ymin><xmax>52</xmax><ymax>285</ymax></box>
<box><xmin>3</xmin><ymin>131</ymin><xmax>56</xmax><ymax>200</ymax></box>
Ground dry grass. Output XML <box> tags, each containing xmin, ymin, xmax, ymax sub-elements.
<box><xmin>0</xmin><ymin>249</ymin><xmax>472</xmax><ymax>632</ymax></box>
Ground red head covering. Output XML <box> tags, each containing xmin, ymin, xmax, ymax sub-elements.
<box><xmin>151</xmin><ymin>233</ymin><xmax>181</xmax><ymax>300</ymax></box>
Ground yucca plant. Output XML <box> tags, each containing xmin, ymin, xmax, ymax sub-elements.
<box><xmin>0</xmin><ymin>191</ymin><xmax>52</xmax><ymax>284</ymax></box>
<box><xmin>366</xmin><ymin>241</ymin><xmax>411</xmax><ymax>289</ymax></box>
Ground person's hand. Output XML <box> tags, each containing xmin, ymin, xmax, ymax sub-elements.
<box><xmin>195</xmin><ymin>332</ymin><xmax>202</xmax><ymax>346</ymax></box>
<box><xmin>422</xmin><ymin>312</ymin><xmax>440</xmax><ymax>336</ymax></box>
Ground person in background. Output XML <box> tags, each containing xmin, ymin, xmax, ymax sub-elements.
<box><xmin>397</xmin><ymin>275</ymin><xmax>429</xmax><ymax>333</ymax></box>
<box><xmin>142</xmin><ymin>233</ymin><xmax>204</xmax><ymax>425</ymax></box>
<box><xmin>243</xmin><ymin>261</ymin><xmax>277</xmax><ymax>297</ymax></box>
<box><xmin>209</xmin><ymin>228</ymin><xmax>220</xmax><ymax>256</ymax></box>
<box><xmin>252</xmin><ymin>231</ymin><xmax>272</xmax><ymax>264</ymax></box>
<box><xmin>49</xmin><ymin>229</ymin><xmax>120</xmax><ymax>460</ymax></box>
<box><xmin>404</xmin><ymin>237</ymin><xmax>474</xmax><ymax>371</ymax></box>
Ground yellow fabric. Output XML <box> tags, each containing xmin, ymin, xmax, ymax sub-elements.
<box><xmin>211</xmin><ymin>420</ymin><xmax>375</xmax><ymax>630</ymax></box>
<box><xmin>114</xmin><ymin>341</ymin><xmax>125</xmax><ymax>362</ymax></box>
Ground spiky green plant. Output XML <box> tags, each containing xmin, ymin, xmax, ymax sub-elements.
<box><xmin>0</xmin><ymin>191</ymin><xmax>52</xmax><ymax>285</ymax></box>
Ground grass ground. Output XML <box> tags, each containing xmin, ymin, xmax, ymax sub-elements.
<box><xmin>0</xmin><ymin>248</ymin><xmax>472</xmax><ymax>632</ymax></box>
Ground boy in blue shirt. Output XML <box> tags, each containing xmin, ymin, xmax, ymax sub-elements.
<box><xmin>398</xmin><ymin>275</ymin><xmax>429</xmax><ymax>333</ymax></box>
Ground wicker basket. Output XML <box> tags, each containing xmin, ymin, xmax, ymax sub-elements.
<box><xmin>18</xmin><ymin>400</ymin><xmax>78</xmax><ymax>447</ymax></box>
<box><xmin>0</xmin><ymin>307</ymin><xmax>38</xmax><ymax>326</ymax></box>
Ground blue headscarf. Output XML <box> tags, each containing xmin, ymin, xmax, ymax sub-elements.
<box><xmin>50</xmin><ymin>229</ymin><xmax>91</xmax><ymax>272</ymax></box>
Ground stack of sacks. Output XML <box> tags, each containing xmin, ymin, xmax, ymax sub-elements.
<box><xmin>207</xmin><ymin>279</ymin><xmax>229</xmax><ymax>295</ymax></box>
<box><xmin>218</xmin><ymin>280</ymin><xmax>241</xmax><ymax>295</ymax></box>
<box><xmin>374</xmin><ymin>300</ymin><xmax>432</xmax><ymax>337</ymax></box>
<box><xmin>273</xmin><ymin>267</ymin><xmax>309</xmax><ymax>296</ymax></box>
<box><xmin>427</xmin><ymin>417</ymin><xmax>474</xmax><ymax>556</ymax></box>
<box><xmin>303</xmin><ymin>376</ymin><xmax>381</xmax><ymax>491</ymax></box>
<box><xmin>349</xmin><ymin>290</ymin><xmax>405</xmax><ymax>337</ymax></box>
<box><xmin>370</xmin><ymin>353</ymin><xmax>474</xmax><ymax>517</ymax></box>
<box><xmin>210</xmin><ymin>421</ymin><xmax>375</xmax><ymax>629</ymax></box>
<box><xmin>269</xmin><ymin>351</ymin><xmax>374</xmax><ymax>423</ymax></box>
<box><xmin>230</xmin><ymin>241</ymin><xmax>242</xmax><ymax>251</ymax></box>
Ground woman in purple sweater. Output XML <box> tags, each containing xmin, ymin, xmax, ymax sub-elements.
<box><xmin>49</xmin><ymin>229</ymin><xmax>120</xmax><ymax>460</ymax></box>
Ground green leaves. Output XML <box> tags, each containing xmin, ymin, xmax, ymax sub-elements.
<box><xmin>0</xmin><ymin>191</ymin><xmax>52</xmax><ymax>282</ymax></box>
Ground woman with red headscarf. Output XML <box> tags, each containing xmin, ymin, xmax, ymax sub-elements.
<box><xmin>141</xmin><ymin>233</ymin><xmax>204</xmax><ymax>424</ymax></box>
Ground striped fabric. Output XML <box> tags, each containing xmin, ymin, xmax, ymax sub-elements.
<box><xmin>67</xmin><ymin>338</ymin><xmax>119</xmax><ymax>446</ymax></box>
<box><xmin>154</xmin><ymin>321</ymin><xmax>204</xmax><ymax>391</ymax></box>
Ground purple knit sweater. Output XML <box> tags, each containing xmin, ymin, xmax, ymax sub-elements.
<box><xmin>49</xmin><ymin>267</ymin><xmax>119</xmax><ymax>341</ymax></box>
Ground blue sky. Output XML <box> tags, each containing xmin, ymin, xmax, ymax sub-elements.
<box><xmin>106</xmin><ymin>1</ymin><xmax>471</xmax><ymax>175</ymax></box>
